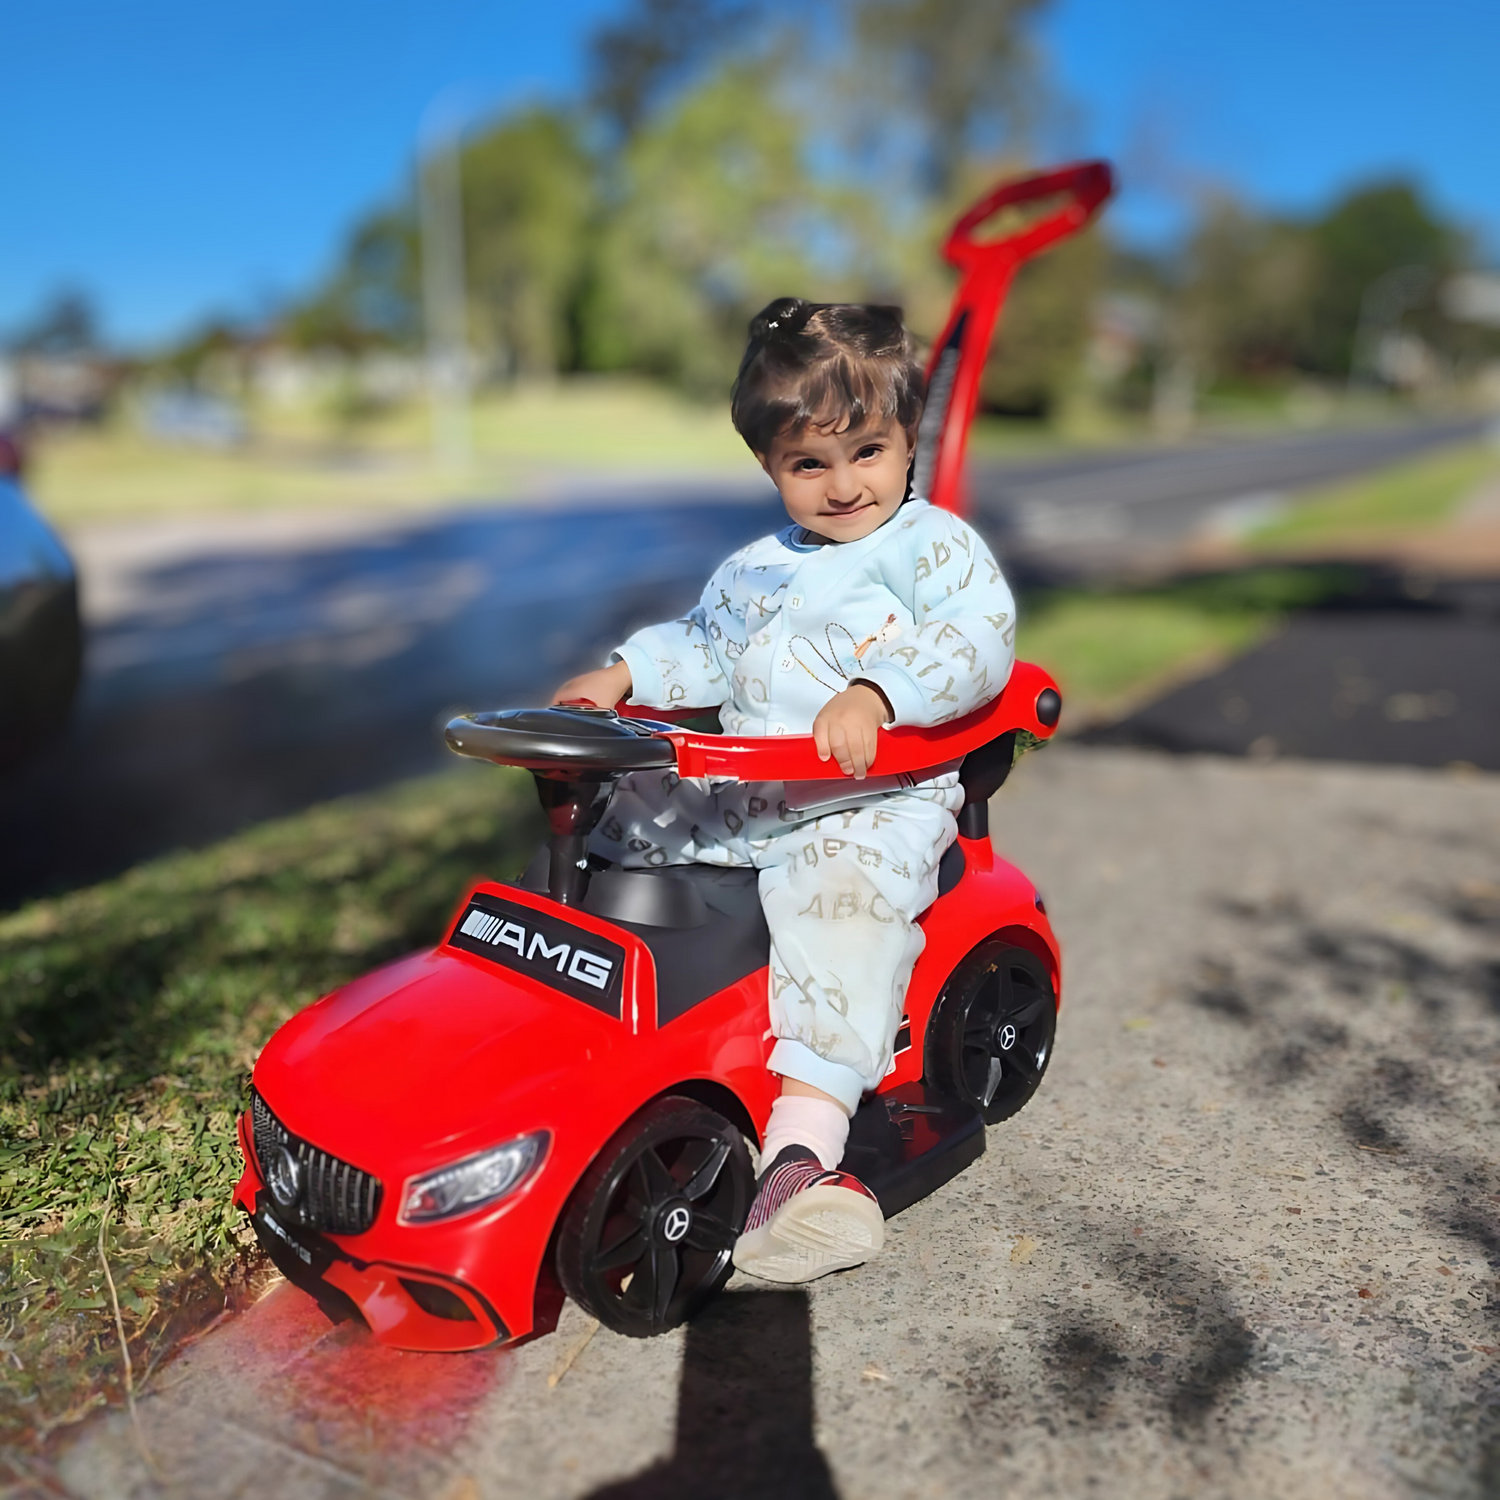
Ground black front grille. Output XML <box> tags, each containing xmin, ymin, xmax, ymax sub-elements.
<box><xmin>250</xmin><ymin>1089</ymin><xmax>383</xmax><ymax>1236</ymax></box>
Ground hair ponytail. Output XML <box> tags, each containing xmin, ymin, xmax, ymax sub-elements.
<box><xmin>739</xmin><ymin>298</ymin><xmax>821</xmax><ymax>382</ymax></box>
<box><xmin>747</xmin><ymin>297</ymin><xmax>808</xmax><ymax>343</ymax></box>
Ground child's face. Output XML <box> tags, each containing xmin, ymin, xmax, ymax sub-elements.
<box><xmin>757</xmin><ymin>416</ymin><xmax>914</xmax><ymax>545</ymax></box>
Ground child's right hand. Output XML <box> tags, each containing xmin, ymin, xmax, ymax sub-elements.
<box><xmin>552</xmin><ymin>659</ymin><xmax>634</xmax><ymax>711</ymax></box>
<box><xmin>812</xmin><ymin>681</ymin><xmax>891</xmax><ymax>779</ymax></box>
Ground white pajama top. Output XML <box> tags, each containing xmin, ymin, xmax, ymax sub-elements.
<box><xmin>613</xmin><ymin>500</ymin><xmax>1017</xmax><ymax>732</ymax></box>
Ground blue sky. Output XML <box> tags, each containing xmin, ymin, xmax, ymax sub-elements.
<box><xmin>4</xmin><ymin>0</ymin><xmax>1496</xmax><ymax>346</ymax></box>
<box><xmin>1040</xmin><ymin>0</ymin><xmax>1500</xmax><ymax>251</ymax></box>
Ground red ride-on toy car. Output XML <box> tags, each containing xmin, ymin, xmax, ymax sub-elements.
<box><xmin>233</xmin><ymin>162</ymin><xmax>1112</xmax><ymax>1352</ymax></box>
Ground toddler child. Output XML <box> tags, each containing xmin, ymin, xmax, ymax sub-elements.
<box><xmin>554</xmin><ymin>298</ymin><xmax>1017</xmax><ymax>1283</ymax></box>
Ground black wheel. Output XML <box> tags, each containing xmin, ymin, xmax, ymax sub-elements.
<box><xmin>926</xmin><ymin>940</ymin><xmax>1056</xmax><ymax>1125</ymax></box>
<box><xmin>556</xmin><ymin>1096</ymin><xmax>753</xmax><ymax>1338</ymax></box>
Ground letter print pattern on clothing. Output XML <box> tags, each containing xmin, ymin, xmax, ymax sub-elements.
<box><xmin>591</xmin><ymin>770</ymin><xmax>963</xmax><ymax>1095</ymax></box>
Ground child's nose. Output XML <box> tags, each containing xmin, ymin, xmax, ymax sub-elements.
<box><xmin>825</xmin><ymin>465</ymin><xmax>863</xmax><ymax>504</ymax></box>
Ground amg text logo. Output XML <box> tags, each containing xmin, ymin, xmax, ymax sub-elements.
<box><xmin>459</xmin><ymin>908</ymin><xmax>615</xmax><ymax>991</ymax></box>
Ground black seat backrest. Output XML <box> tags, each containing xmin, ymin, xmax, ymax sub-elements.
<box><xmin>514</xmin><ymin>856</ymin><xmax>770</xmax><ymax>1026</ymax></box>
<box><xmin>957</xmin><ymin>730</ymin><xmax>1017</xmax><ymax>838</ymax></box>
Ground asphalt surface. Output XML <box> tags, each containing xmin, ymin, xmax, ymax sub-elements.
<box><xmin>0</xmin><ymin>486</ymin><xmax>784</xmax><ymax>906</ymax></box>
<box><xmin>1088</xmin><ymin>577</ymin><xmax>1500</xmax><ymax>772</ymax></box>
<box><xmin>51</xmin><ymin>746</ymin><xmax>1500</xmax><ymax>1499</ymax></box>
<box><xmin>970</xmin><ymin>416</ymin><xmax>1487</xmax><ymax>578</ymax></box>
<box><xmin>0</xmin><ymin>418</ymin><xmax>1488</xmax><ymax>908</ymax></box>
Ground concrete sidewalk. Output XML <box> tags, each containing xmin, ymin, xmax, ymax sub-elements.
<box><xmin>48</xmin><ymin>746</ymin><xmax>1500</xmax><ymax>1500</ymax></box>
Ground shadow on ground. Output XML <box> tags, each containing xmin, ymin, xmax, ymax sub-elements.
<box><xmin>585</xmin><ymin>1290</ymin><xmax>840</xmax><ymax>1500</ymax></box>
<box><xmin>1181</xmin><ymin>886</ymin><xmax>1500</xmax><ymax>1494</ymax></box>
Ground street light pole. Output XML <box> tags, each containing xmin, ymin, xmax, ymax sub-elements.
<box><xmin>419</xmin><ymin>90</ymin><xmax>472</xmax><ymax>473</ymax></box>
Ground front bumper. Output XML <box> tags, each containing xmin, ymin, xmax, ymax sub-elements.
<box><xmin>235</xmin><ymin>1115</ymin><xmax>510</xmax><ymax>1352</ymax></box>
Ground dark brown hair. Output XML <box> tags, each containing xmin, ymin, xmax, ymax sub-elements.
<box><xmin>729</xmin><ymin>298</ymin><xmax>925</xmax><ymax>456</ymax></box>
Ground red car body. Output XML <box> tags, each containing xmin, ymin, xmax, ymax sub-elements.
<box><xmin>234</xmin><ymin>677</ymin><xmax>1062</xmax><ymax>1349</ymax></box>
<box><xmin>234</xmin><ymin>163</ymin><xmax>1112</xmax><ymax>1351</ymax></box>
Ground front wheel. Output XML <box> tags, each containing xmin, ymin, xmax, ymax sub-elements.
<box><xmin>556</xmin><ymin>1096</ymin><xmax>753</xmax><ymax>1338</ymax></box>
<box><xmin>925</xmin><ymin>939</ymin><xmax>1056</xmax><ymax>1124</ymax></box>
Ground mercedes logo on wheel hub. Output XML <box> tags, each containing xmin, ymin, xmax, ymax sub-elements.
<box><xmin>660</xmin><ymin>1203</ymin><xmax>693</xmax><ymax>1243</ymax></box>
<box><xmin>998</xmin><ymin>1022</ymin><xmax>1018</xmax><ymax>1051</ymax></box>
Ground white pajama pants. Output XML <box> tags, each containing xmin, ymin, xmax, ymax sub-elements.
<box><xmin>590</xmin><ymin>771</ymin><xmax>964</xmax><ymax>1112</ymax></box>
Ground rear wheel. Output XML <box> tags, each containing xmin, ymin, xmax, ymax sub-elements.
<box><xmin>556</xmin><ymin>1096</ymin><xmax>753</xmax><ymax>1338</ymax></box>
<box><xmin>926</xmin><ymin>940</ymin><xmax>1056</xmax><ymax>1124</ymax></box>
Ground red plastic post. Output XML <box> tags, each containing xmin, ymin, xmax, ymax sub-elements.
<box><xmin>918</xmin><ymin>160</ymin><xmax>1114</xmax><ymax>517</ymax></box>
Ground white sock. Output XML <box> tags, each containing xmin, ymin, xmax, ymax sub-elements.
<box><xmin>760</xmin><ymin>1094</ymin><xmax>850</xmax><ymax>1173</ymax></box>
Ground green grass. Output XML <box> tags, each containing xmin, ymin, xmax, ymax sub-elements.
<box><xmin>1248</xmin><ymin>442</ymin><xmax>1499</xmax><ymax>550</ymax></box>
<box><xmin>1022</xmin><ymin>594</ymin><xmax>1265</xmax><ymax>709</ymax></box>
<box><xmin>1021</xmin><ymin>567</ymin><xmax>1360</xmax><ymax>715</ymax></box>
<box><xmin>0</xmin><ymin>765</ymin><xmax>542</xmax><ymax>1453</ymax></box>
<box><xmin>30</xmin><ymin>378</ymin><xmax>760</xmax><ymax>526</ymax></box>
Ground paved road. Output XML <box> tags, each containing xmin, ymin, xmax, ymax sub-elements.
<box><xmin>0</xmin><ymin>420</ymin><xmax>1485</xmax><ymax>908</ymax></box>
<box><xmin>0</xmin><ymin>486</ymin><xmax>785</xmax><ymax>907</ymax></box>
<box><xmin>52</xmin><ymin>747</ymin><xmax>1500</xmax><ymax>1499</ymax></box>
<box><xmin>971</xmin><ymin>416</ymin><xmax>1487</xmax><ymax>576</ymax></box>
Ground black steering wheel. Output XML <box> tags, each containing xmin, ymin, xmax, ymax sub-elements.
<box><xmin>445</xmin><ymin>705</ymin><xmax>679</xmax><ymax>776</ymax></box>
<box><xmin>446</xmin><ymin>706</ymin><xmax>680</xmax><ymax>907</ymax></box>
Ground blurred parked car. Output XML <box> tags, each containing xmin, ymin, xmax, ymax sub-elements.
<box><xmin>0</xmin><ymin>437</ymin><xmax>82</xmax><ymax>771</ymax></box>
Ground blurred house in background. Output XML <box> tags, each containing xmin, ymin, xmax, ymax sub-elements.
<box><xmin>2</xmin><ymin>290</ymin><xmax>119</xmax><ymax>425</ymax></box>
<box><xmin>8</xmin><ymin>349</ymin><xmax>116</xmax><ymax>426</ymax></box>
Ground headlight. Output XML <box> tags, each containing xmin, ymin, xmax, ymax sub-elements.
<box><xmin>399</xmin><ymin>1131</ymin><xmax>548</xmax><ymax>1225</ymax></box>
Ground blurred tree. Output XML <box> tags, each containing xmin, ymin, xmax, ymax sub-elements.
<box><xmin>849</xmin><ymin>0</ymin><xmax>1050</xmax><ymax>199</ymax></box>
<box><xmin>1175</xmin><ymin>195</ymin><xmax>1314</xmax><ymax>385</ymax></box>
<box><xmin>286</xmin><ymin>211</ymin><xmax>420</xmax><ymax>352</ymax></box>
<box><xmin>1302</xmin><ymin>179</ymin><xmax>1462</xmax><ymax>377</ymax></box>
<box><xmin>11</xmin><ymin>289</ymin><xmax>102</xmax><ymax>355</ymax></box>
<box><xmin>460</xmin><ymin>107</ymin><xmax>597</xmax><ymax>375</ymax></box>
<box><xmin>156</xmin><ymin>320</ymin><xmax>245</xmax><ymax>387</ymax></box>
<box><xmin>281</xmin><ymin>108</ymin><xmax>597</xmax><ymax>381</ymax></box>
<box><xmin>578</xmin><ymin>63</ymin><xmax>827</xmax><ymax>392</ymax></box>
<box><xmin>982</xmin><ymin>225</ymin><xmax>1104</xmax><ymax>417</ymax></box>
<box><xmin>1105</xmin><ymin>177</ymin><xmax>1481</xmax><ymax>407</ymax></box>
<box><xmin>264</xmin><ymin>0</ymin><xmax>1098</xmax><ymax>409</ymax></box>
<box><xmin>822</xmin><ymin>2</ymin><xmax>1077</xmax><ymax>414</ymax></box>
<box><xmin>341</xmin><ymin>213</ymin><xmax>423</xmax><ymax>346</ymax></box>
<box><xmin>588</xmin><ymin>0</ymin><xmax>760</xmax><ymax>141</ymax></box>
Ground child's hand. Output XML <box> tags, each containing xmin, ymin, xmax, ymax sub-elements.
<box><xmin>553</xmin><ymin>660</ymin><xmax>633</xmax><ymax>710</ymax></box>
<box><xmin>812</xmin><ymin>682</ymin><xmax>892</xmax><ymax>779</ymax></box>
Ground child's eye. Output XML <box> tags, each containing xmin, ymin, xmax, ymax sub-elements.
<box><xmin>856</xmin><ymin>444</ymin><xmax>883</xmax><ymax>461</ymax></box>
<box><xmin>794</xmin><ymin>458</ymin><xmax>823</xmax><ymax>473</ymax></box>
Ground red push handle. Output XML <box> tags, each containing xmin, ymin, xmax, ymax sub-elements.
<box><xmin>943</xmin><ymin>159</ymin><xmax>1114</xmax><ymax>269</ymax></box>
<box><xmin>917</xmin><ymin>159</ymin><xmax>1115</xmax><ymax>518</ymax></box>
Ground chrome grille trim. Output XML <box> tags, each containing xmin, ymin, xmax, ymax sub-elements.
<box><xmin>250</xmin><ymin>1089</ymin><xmax>383</xmax><ymax>1235</ymax></box>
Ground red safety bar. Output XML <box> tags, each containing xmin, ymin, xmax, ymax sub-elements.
<box><xmin>628</xmin><ymin>662</ymin><xmax>1060</xmax><ymax>783</ymax></box>
<box><xmin>918</xmin><ymin>160</ymin><xmax>1114</xmax><ymax>518</ymax></box>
